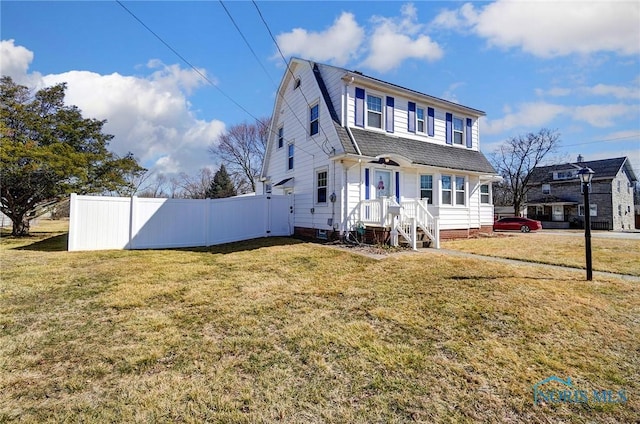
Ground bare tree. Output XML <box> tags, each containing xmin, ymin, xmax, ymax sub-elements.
<box><xmin>137</xmin><ymin>173</ymin><xmax>169</xmax><ymax>198</ymax></box>
<box><xmin>209</xmin><ymin>117</ymin><xmax>270</xmax><ymax>194</ymax></box>
<box><xmin>490</xmin><ymin>128</ymin><xmax>561</xmax><ymax>216</ymax></box>
<box><xmin>173</xmin><ymin>168</ymin><xmax>215</xmax><ymax>199</ymax></box>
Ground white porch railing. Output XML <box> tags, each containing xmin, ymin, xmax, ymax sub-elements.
<box><xmin>350</xmin><ymin>198</ymin><xmax>440</xmax><ymax>249</ymax></box>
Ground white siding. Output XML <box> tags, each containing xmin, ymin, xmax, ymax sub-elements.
<box><xmin>345</xmin><ymin>85</ymin><xmax>481</xmax><ymax>151</ymax></box>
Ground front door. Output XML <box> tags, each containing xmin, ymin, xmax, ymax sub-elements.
<box><xmin>374</xmin><ymin>170</ymin><xmax>391</xmax><ymax>199</ymax></box>
<box><xmin>552</xmin><ymin>205</ymin><xmax>564</xmax><ymax>221</ymax></box>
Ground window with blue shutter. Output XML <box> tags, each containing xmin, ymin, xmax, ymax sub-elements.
<box><xmin>386</xmin><ymin>96</ymin><xmax>394</xmax><ymax>133</ymax></box>
<box><xmin>466</xmin><ymin>118</ymin><xmax>472</xmax><ymax>148</ymax></box>
<box><xmin>408</xmin><ymin>102</ymin><xmax>416</xmax><ymax>133</ymax></box>
<box><xmin>427</xmin><ymin>107</ymin><xmax>434</xmax><ymax>136</ymax></box>
<box><xmin>355</xmin><ymin>87</ymin><xmax>365</xmax><ymax>127</ymax></box>
<box><xmin>445</xmin><ymin>113</ymin><xmax>453</xmax><ymax>145</ymax></box>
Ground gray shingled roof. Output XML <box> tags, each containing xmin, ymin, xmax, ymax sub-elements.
<box><xmin>350</xmin><ymin>128</ymin><xmax>497</xmax><ymax>174</ymax></box>
<box><xmin>311</xmin><ymin>63</ymin><xmax>358</xmax><ymax>155</ymax></box>
<box><xmin>528</xmin><ymin>157</ymin><xmax>636</xmax><ymax>184</ymax></box>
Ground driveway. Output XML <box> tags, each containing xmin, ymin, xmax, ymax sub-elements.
<box><xmin>538</xmin><ymin>229</ymin><xmax>640</xmax><ymax>240</ymax></box>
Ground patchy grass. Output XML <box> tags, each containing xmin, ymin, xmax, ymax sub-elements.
<box><xmin>443</xmin><ymin>232</ymin><xmax>640</xmax><ymax>276</ymax></box>
<box><xmin>1</xmin><ymin>222</ymin><xmax>638</xmax><ymax>422</ymax></box>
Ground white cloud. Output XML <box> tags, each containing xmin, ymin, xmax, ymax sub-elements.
<box><xmin>433</xmin><ymin>1</ymin><xmax>640</xmax><ymax>57</ymax></box>
<box><xmin>584</xmin><ymin>83</ymin><xmax>640</xmax><ymax>100</ymax></box>
<box><xmin>572</xmin><ymin>104</ymin><xmax>635</xmax><ymax>127</ymax></box>
<box><xmin>483</xmin><ymin>101</ymin><xmax>639</xmax><ymax>135</ymax></box>
<box><xmin>276</xmin><ymin>4</ymin><xmax>444</xmax><ymax>73</ymax></box>
<box><xmin>484</xmin><ymin>102</ymin><xmax>568</xmax><ymax>134</ymax></box>
<box><xmin>1</xmin><ymin>40</ymin><xmax>225</xmax><ymax>178</ymax></box>
<box><xmin>0</xmin><ymin>39</ymin><xmax>41</xmax><ymax>85</ymax></box>
<box><xmin>361</xmin><ymin>3</ymin><xmax>443</xmax><ymax>72</ymax></box>
<box><xmin>275</xmin><ymin>12</ymin><xmax>364</xmax><ymax>66</ymax></box>
<box><xmin>536</xmin><ymin>83</ymin><xmax>640</xmax><ymax>100</ymax></box>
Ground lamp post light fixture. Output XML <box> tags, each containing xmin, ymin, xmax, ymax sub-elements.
<box><xmin>577</xmin><ymin>167</ymin><xmax>595</xmax><ymax>280</ymax></box>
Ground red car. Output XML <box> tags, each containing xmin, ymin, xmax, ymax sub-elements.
<box><xmin>493</xmin><ymin>217</ymin><xmax>542</xmax><ymax>233</ymax></box>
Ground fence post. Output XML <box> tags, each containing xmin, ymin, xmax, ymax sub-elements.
<box><xmin>68</xmin><ymin>193</ymin><xmax>77</xmax><ymax>251</ymax></box>
<box><xmin>265</xmin><ymin>195</ymin><xmax>272</xmax><ymax>237</ymax></box>
<box><xmin>128</xmin><ymin>196</ymin><xmax>137</xmax><ymax>250</ymax></box>
<box><xmin>205</xmin><ymin>198</ymin><xmax>210</xmax><ymax>247</ymax></box>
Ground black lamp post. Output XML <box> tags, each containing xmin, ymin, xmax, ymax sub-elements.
<box><xmin>577</xmin><ymin>167</ymin><xmax>595</xmax><ymax>280</ymax></box>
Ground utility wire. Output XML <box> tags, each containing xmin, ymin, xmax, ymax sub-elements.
<box><xmin>116</xmin><ymin>0</ymin><xmax>317</xmax><ymax>159</ymax></box>
<box><xmin>252</xmin><ymin>0</ymin><xmax>334</xmax><ymax>156</ymax></box>
<box><xmin>116</xmin><ymin>0</ymin><xmax>258</xmax><ymax>125</ymax></box>
<box><xmin>218</xmin><ymin>0</ymin><xmax>319</xmax><ymax>152</ymax></box>
<box><xmin>561</xmin><ymin>134</ymin><xmax>639</xmax><ymax>148</ymax></box>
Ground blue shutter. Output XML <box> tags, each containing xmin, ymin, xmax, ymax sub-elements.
<box><xmin>408</xmin><ymin>102</ymin><xmax>416</xmax><ymax>133</ymax></box>
<box><xmin>395</xmin><ymin>172</ymin><xmax>400</xmax><ymax>202</ymax></box>
<box><xmin>386</xmin><ymin>96</ymin><xmax>394</xmax><ymax>133</ymax></box>
<box><xmin>466</xmin><ymin>118</ymin><xmax>473</xmax><ymax>148</ymax></box>
<box><xmin>364</xmin><ymin>168</ymin><xmax>370</xmax><ymax>200</ymax></box>
<box><xmin>355</xmin><ymin>87</ymin><xmax>365</xmax><ymax>127</ymax></box>
<box><xmin>445</xmin><ymin>113</ymin><xmax>453</xmax><ymax>145</ymax></box>
<box><xmin>427</xmin><ymin>107</ymin><xmax>435</xmax><ymax>137</ymax></box>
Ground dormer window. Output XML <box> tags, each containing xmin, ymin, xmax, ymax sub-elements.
<box><xmin>453</xmin><ymin>117</ymin><xmax>464</xmax><ymax>145</ymax></box>
<box><xmin>366</xmin><ymin>94</ymin><xmax>382</xmax><ymax>129</ymax></box>
<box><xmin>553</xmin><ymin>170</ymin><xmax>575</xmax><ymax>180</ymax></box>
<box><xmin>416</xmin><ymin>107</ymin><xmax>425</xmax><ymax>133</ymax></box>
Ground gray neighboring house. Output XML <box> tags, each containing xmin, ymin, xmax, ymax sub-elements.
<box><xmin>525</xmin><ymin>156</ymin><xmax>637</xmax><ymax>230</ymax></box>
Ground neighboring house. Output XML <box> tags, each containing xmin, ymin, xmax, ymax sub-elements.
<box><xmin>525</xmin><ymin>156</ymin><xmax>637</xmax><ymax>230</ymax></box>
<box><xmin>260</xmin><ymin>58</ymin><xmax>499</xmax><ymax>248</ymax></box>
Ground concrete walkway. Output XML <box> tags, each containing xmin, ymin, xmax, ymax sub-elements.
<box><xmin>429</xmin><ymin>248</ymin><xmax>640</xmax><ymax>282</ymax></box>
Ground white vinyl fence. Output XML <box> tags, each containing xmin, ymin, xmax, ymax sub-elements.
<box><xmin>68</xmin><ymin>194</ymin><xmax>292</xmax><ymax>251</ymax></box>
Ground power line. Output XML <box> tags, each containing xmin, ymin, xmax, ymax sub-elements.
<box><xmin>561</xmin><ymin>134</ymin><xmax>640</xmax><ymax>148</ymax></box>
<box><xmin>251</xmin><ymin>0</ymin><xmax>334</xmax><ymax>156</ymax></box>
<box><xmin>115</xmin><ymin>0</ymin><xmax>317</xmax><ymax>160</ymax></box>
<box><xmin>116</xmin><ymin>0</ymin><xmax>259</xmax><ymax>125</ymax></box>
<box><xmin>218</xmin><ymin>1</ymin><xmax>320</xmax><ymax>153</ymax></box>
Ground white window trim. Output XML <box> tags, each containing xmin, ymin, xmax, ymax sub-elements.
<box><xmin>287</xmin><ymin>142</ymin><xmax>294</xmax><ymax>172</ymax></box>
<box><xmin>440</xmin><ymin>174</ymin><xmax>468</xmax><ymax>206</ymax></box>
<box><xmin>309</xmin><ymin>102</ymin><xmax>319</xmax><ymax>136</ymax></box>
<box><xmin>578</xmin><ymin>204</ymin><xmax>597</xmax><ymax>217</ymax></box>
<box><xmin>452</xmin><ymin>116</ymin><xmax>464</xmax><ymax>145</ymax></box>
<box><xmin>480</xmin><ymin>184</ymin><xmax>491</xmax><ymax>204</ymax></box>
<box><xmin>277</xmin><ymin>126</ymin><xmax>284</xmax><ymax>149</ymax></box>
<box><xmin>419</xmin><ymin>174</ymin><xmax>433</xmax><ymax>204</ymax></box>
<box><xmin>315</xmin><ymin>167</ymin><xmax>328</xmax><ymax>205</ymax></box>
<box><xmin>365</xmin><ymin>92</ymin><xmax>384</xmax><ymax>130</ymax></box>
<box><xmin>416</xmin><ymin>107</ymin><xmax>425</xmax><ymax>134</ymax></box>
<box><xmin>441</xmin><ymin>175</ymin><xmax>453</xmax><ymax>206</ymax></box>
<box><xmin>542</xmin><ymin>184</ymin><xmax>551</xmax><ymax>195</ymax></box>
<box><xmin>455</xmin><ymin>176</ymin><xmax>466</xmax><ymax>206</ymax></box>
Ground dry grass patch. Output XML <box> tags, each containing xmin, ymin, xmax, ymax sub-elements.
<box><xmin>1</xmin><ymin>222</ymin><xmax>639</xmax><ymax>422</ymax></box>
<box><xmin>443</xmin><ymin>232</ymin><xmax>640</xmax><ymax>276</ymax></box>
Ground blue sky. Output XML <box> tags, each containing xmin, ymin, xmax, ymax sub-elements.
<box><xmin>2</xmin><ymin>1</ymin><xmax>639</xmax><ymax>179</ymax></box>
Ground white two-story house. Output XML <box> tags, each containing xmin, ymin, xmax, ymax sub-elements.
<box><xmin>261</xmin><ymin>58</ymin><xmax>499</xmax><ymax>248</ymax></box>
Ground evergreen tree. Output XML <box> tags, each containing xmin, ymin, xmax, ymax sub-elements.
<box><xmin>1</xmin><ymin>76</ymin><xmax>145</xmax><ymax>236</ymax></box>
<box><xmin>206</xmin><ymin>164</ymin><xmax>236</xmax><ymax>199</ymax></box>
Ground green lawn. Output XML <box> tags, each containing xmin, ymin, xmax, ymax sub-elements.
<box><xmin>443</xmin><ymin>232</ymin><xmax>640</xmax><ymax>276</ymax></box>
<box><xmin>1</xmin><ymin>221</ymin><xmax>638</xmax><ymax>423</ymax></box>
